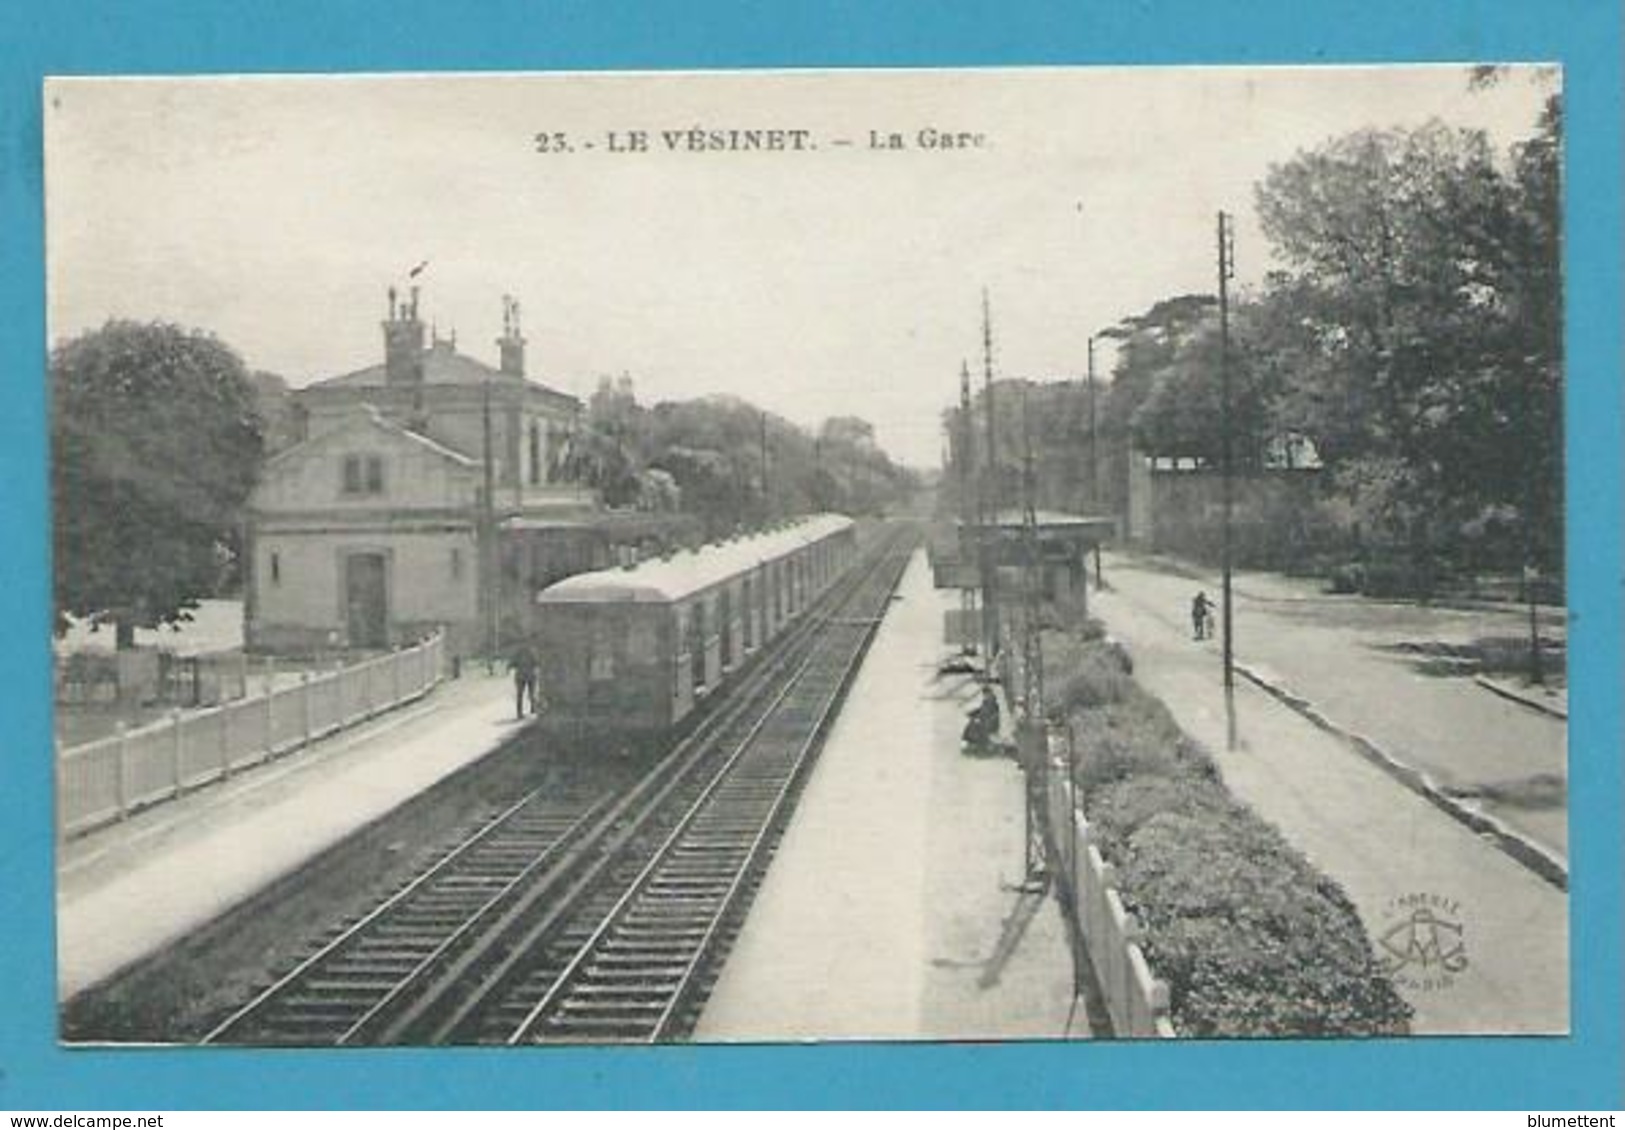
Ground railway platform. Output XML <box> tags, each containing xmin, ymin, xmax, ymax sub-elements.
<box><xmin>57</xmin><ymin>668</ymin><xmax>523</xmax><ymax>1001</ymax></box>
<box><xmin>696</xmin><ymin>549</ymin><xmax>1087</xmax><ymax>1041</ymax></box>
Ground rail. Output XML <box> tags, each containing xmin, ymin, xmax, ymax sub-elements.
<box><xmin>196</xmin><ymin>528</ymin><xmax>911</xmax><ymax>1046</ymax></box>
<box><xmin>57</xmin><ymin>632</ymin><xmax>446</xmax><ymax>839</ymax></box>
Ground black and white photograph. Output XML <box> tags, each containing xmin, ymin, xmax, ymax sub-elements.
<box><xmin>46</xmin><ymin>65</ymin><xmax>1565</xmax><ymax>1046</ymax></box>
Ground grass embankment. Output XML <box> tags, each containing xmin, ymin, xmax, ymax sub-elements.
<box><xmin>1045</xmin><ymin>620</ymin><xmax>1412</xmax><ymax>1037</ymax></box>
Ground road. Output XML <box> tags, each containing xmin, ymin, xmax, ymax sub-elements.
<box><xmin>1083</xmin><ymin>551</ymin><xmax>1568</xmax><ymax>1033</ymax></box>
<box><xmin>1096</xmin><ymin>551</ymin><xmax>1567</xmax><ymax>858</ymax></box>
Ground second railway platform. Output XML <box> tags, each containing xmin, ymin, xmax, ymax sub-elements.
<box><xmin>695</xmin><ymin>546</ymin><xmax>1084</xmax><ymax>1041</ymax></box>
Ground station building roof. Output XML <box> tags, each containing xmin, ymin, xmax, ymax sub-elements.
<box><xmin>537</xmin><ymin>514</ymin><xmax>855</xmax><ymax>605</ymax></box>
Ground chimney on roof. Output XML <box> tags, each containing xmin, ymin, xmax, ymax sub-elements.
<box><xmin>497</xmin><ymin>294</ymin><xmax>526</xmax><ymax>378</ymax></box>
<box><xmin>383</xmin><ymin>284</ymin><xmax>425</xmax><ymax>386</ymax></box>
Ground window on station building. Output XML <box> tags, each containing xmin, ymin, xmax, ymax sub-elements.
<box><xmin>269</xmin><ymin>551</ymin><xmax>281</xmax><ymax>586</ymax></box>
<box><xmin>342</xmin><ymin>453</ymin><xmax>385</xmax><ymax>495</ymax></box>
<box><xmin>741</xmin><ymin>576</ymin><xmax>754</xmax><ymax>650</ymax></box>
<box><xmin>450</xmin><ymin>547</ymin><xmax>463</xmax><ymax>580</ymax></box>
<box><xmin>529</xmin><ymin>420</ymin><xmax>541</xmax><ymax>485</ymax></box>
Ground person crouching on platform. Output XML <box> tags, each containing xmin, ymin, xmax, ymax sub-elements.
<box><xmin>962</xmin><ymin>684</ymin><xmax>1002</xmax><ymax>753</ymax></box>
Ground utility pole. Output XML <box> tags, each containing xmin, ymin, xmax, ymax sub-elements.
<box><xmin>1217</xmin><ymin>210</ymin><xmax>1237</xmax><ymax>750</ymax></box>
<box><xmin>980</xmin><ymin>289</ymin><xmax>1000</xmax><ymax>674</ymax></box>
<box><xmin>1086</xmin><ymin>335</ymin><xmax>1099</xmax><ymax>511</ymax></box>
<box><xmin>1087</xmin><ymin>333</ymin><xmax>1103</xmax><ymax>589</ymax></box>
<box><xmin>959</xmin><ymin>360</ymin><xmax>980</xmax><ymax>655</ymax></box>
<box><xmin>481</xmin><ymin>378</ymin><xmax>499</xmax><ymax>660</ymax></box>
<box><xmin>1018</xmin><ymin>381</ymin><xmax>1047</xmax><ymax>888</ymax></box>
<box><xmin>759</xmin><ymin>410</ymin><xmax>770</xmax><ymax>524</ymax></box>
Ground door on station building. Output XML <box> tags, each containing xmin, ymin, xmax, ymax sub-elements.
<box><xmin>344</xmin><ymin>552</ymin><xmax>389</xmax><ymax>650</ymax></box>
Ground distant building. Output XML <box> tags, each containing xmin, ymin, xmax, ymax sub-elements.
<box><xmin>1124</xmin><ymin>436</ymin><xmax>1332</xmax><ymax>569</ymax></box>
<box><xmin>245</xmin><ymin>288</ymin><xmax>689</xmax><ymax>657</ymax></box>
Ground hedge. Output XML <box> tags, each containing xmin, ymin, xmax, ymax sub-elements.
<box><xmin>1049</xmin><ymin>626</ymin><xmax>1412</xmax><ymax>1037</ymax></box>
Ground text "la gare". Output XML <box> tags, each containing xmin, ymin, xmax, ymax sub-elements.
<box><xmin>867</xmin><ymin>128</ymin><xmax>987</xmax><ymax>150</ymax></box>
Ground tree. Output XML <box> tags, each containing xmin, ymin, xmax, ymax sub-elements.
<box><xmin>249</xmin><ymin>370</ymin><xmax>304</xmax><ymax>454</ymax></box>
<box><xmin>1127</xmin><ymin>311</ymin><xmax>1279</xmax><ymax>469</ymax></box>
<box><xmin>1096</xmin><ymin>294</ymin><xmax>1218</xmax><ymax>514</ymax></box>
<box><xmin>1252</xmin><ymin>116</ymin><xmax>1561</xmax><ymax>582</ymax></box>
<box><xmin>53</xmin><ymin>321</ymin><xmax>265</xmax><ymax>647</ymax></box>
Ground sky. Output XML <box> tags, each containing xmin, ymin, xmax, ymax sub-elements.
<box><xmin>44</xmin><ymin>66</ymin><xmax>1554</xmax><ymax>467</ymax></box>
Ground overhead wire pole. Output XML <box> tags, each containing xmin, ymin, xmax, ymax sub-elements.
<box><xmin>481</xmin><ymin>377</ymin><xmax>500</xmax><ymax>661</ymax></box>
<box><xmin>1019</xmin><ymin>381</ymin><xmax>1048</xmax><ymax>888</ymax></box>
<box><xmin>959</xmin><ymin>360</ymin><xmax>980</xmax><ymax>655</ymax></box>
<box><xmin>980</xmin><ymin>288</ymin><xmax>1000</xmax><ymax>679</ymax></box>
<box><xmin>1218</xmin><ymin>210</ymin><xmax>1238</xmax><ymax>750</ymax></box>
<box><xmin>759</xmin><ymin>410</ymin><xmax>770</xmax><ymax>525</ymax></box>
<box><xmin>1087</xmin><ymin>333</ymin><xmax>1103</xmax><ymax>590</ymax></box>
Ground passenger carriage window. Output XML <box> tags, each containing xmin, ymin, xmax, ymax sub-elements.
<box><xmin>689</xmin><ymin>601</ymin><xmax>706</xmax><ymax>691</ymax></box>
<box><xmin>719</xmin><ymin>588</ymin><xmax>734</xmax><ymax>669</ymax></box>
<box><xmin>626</xmin><ymin>618</ymin><xmax>657</xmax><ymax>662</ymax></box>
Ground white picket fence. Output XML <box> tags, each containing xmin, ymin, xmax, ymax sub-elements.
<box><xmin>1045</xmin><ymin>748</ymin><xmax>1177</xmax><ymax>1039</ymax></box>
<box><xmin>57</xmin><ymin>633</ymin><xmax>446</xmax><ymax>839</ymax></box>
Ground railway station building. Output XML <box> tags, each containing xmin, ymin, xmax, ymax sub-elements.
<box><xmin>244</xmin><ymin>288</ymin><xmax>690</xmax><ymax>658</ymax></box>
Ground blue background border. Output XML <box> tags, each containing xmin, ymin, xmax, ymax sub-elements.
<box><xmin>1</xmin><ymin>0</ymin><xmax>1619</xmax><ymax>1110</ymax></box>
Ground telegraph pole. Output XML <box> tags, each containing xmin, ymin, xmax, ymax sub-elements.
<box><xmin>759</xmin><ymin>410</ymin><xmax>770</xmax><ymax>523</ymax></box>
<box><xmin>1087</xmin><ymin>333</ymin><xmax>1103</xmax><ymax>589</ymax></box>
<box><xmin>980</xmin><ymin>289</ymin><xmax>1000</xmax><ymax>673</ymax></box>
<box><xmin>959</xmin><ymin>360</ymin><xmax>980</xmax><ymax>654</ymax></box>
<box><xmin>481</xmin><ymin>378</ymin><xmax>499</xmax><ymax>660</ymax></box>
<box><xmin>1086</xmin><ymin>334</ymin><xmax>1099</xmax><ymax>511</ymax></box>
<box><xmin>1217</xmin><ymin>211</ymin><xmax>1237</xmax><ymax>750</ymax></box>
<box><xmin>1018</xmin><ymin>381</ymin><xmax>1048</xmax><ymax>888</ymax></box>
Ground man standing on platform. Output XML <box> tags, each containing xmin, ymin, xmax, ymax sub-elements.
<box><xmin>509</xmin><ymin>639</ymin><xmax>539</xmax><ymax>719</ymax></box>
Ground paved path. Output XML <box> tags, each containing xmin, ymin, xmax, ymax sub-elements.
<box><xmin>1090</xmin><ymin>569</ymin><xmax>1568</xmax><ymax>1034</ymax></box>
<box><xmin>697</xmin><ymin>550</ymin><xmax>1084</xmax><ymax>1041</ymax></box>
<box><xmin>57</xmin><ymin>671</ymin><xmax>521</xmax><ymax>1000</ymax></box>
<box><xmin>1101</xmin><ymin>552</ymin><xmax>1567</xmax><ymax>857</ymax></box>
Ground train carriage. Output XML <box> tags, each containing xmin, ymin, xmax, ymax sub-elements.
<box><xmin>535</xmin><ymin>515</ymin><xmax>857</xmax><ymax>753</ymax></box>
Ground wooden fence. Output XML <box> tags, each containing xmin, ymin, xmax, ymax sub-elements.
<box><xmin>1044</xmin><ymin>746</ymin><xmax>1177</xmax><ymax>1038</ymax></box>
<box><xmin>57</xmin><ymin>633</ymin><xmax>445</xmax><ymax>839</ymax></box>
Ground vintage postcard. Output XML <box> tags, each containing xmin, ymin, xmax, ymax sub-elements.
<box><xmin>45</xmin><ymin>66</ymin><xmax>1566</xmax><ymax>1048</ymax></box>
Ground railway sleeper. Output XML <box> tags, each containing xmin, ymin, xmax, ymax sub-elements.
<box><xmin>599</xmin><ymin>938</ymin><xmax>700</xmax><ymax>956</ymax></box>
<box><xmin>298</xmin><ymin>979</ymin><xmax>398</xmax><ymax>996</ymax></box>
<box><xmin>557</xmin><ymin>1000</ymin><xmax>666</xmax><ymax>1017</ymax></box>
<box><xmin>587</xmin><ymin>954</ymin><xmax>692</xmax><ymax>970</ymax></box>
<box><xmin>269</xmin><ymin>1001</ymin><xmax>376</xmax><ymax>1021</ymax></box>
<box><xmin>326</xmin><ymin>955</ymin><xmax>430</xmax><ymax>973</ymax></box>
<box><xmin>568</xmin><ymin>988</ymin><xmax>681</xmax><ymax>1003</ymax></box>
<box><xmin>646</xmin><ymin>877</ymin><xmax>733</xmax><ymax>892</ymax></box>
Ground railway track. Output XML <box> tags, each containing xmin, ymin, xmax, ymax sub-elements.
<box><xmin>202</xmin><ymin>524</ymin><xmax>916</xmax><ymax>1047</ymax></box>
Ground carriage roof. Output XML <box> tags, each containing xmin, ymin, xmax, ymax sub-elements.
<box><xmin>536</xmin><ymin>514</ymin><xmax>855</xmax><ymax>605</ymax></box>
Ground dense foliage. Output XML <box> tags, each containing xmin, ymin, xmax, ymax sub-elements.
<box><xmin>52</xmin><ymin>321</ymin><xmax>266</xmax><ymax>646</ymax></box>
<box><xmin>942</xmin><ymin>87</ymin><xmax>1562</xmax><ymax>593</ymax></box>
<box><xmin>1050</xmin><ymin>629</ymin><xmax>1413</xmax><ymax>1036</ymax></box>
<box><xmin>572</xmin><ymin>375</ymin><xmax>918</xmax><ymax>537</ymax></box>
